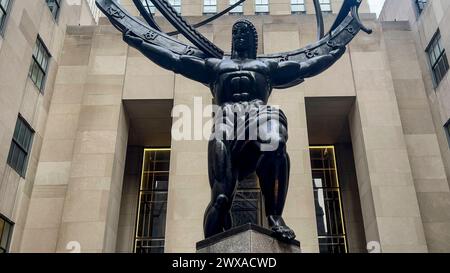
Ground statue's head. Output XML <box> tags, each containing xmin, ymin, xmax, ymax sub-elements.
<box><xmin>231</xmin><ymin>19</ymin><xmax>258</xmax><ymax>59</ymax></box>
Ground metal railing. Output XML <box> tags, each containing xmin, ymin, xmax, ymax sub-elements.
<box><xmin>135</xmin><ymin>238</ymin><xmax>165</xmax><ymax>253</ymax></box>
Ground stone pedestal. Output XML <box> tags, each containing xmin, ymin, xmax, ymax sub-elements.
<box><xmin>196</xmin><ymin>224</ymin><xmax>301</xmax><ymax>253</ymax></box>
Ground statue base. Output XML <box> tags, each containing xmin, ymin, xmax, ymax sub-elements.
<box><xmin>196</xmin><ymin>224</ymin><xmax>301</xmax><ymax>253</ymax></box>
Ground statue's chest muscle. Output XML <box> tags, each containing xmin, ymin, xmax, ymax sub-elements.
<box><xmin>215</xmin><ymin>60</ymin><xmax>268</xmax><ymax>75</ymax></box>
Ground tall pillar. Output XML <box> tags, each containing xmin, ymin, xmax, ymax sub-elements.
<box><xmin>21</xmin><ymin>26</ymin><xmax>129</xmax><ymax>253</ymax></box>
<box><xmin>164</xmin><ymin>76</ymin><xmax>211</xmax><ymax>253</ymax></box>
<box><xmin>19</xmin><ymin>26</ymin><xmax>97</xmax><ymax>253</ymax></box>
<box><xmin>348</xmin><ymin>22</ymin><xmax>428</xmax><ymax>252</ymax></box>
<box><xmin>55</xmin><ymin>26</ymin><xmax>129</xmax><ymax>253</ymax></box>
<box><xmin>264</xmin><ymin>24</ymin><xmax>319</xmax><ymax>253</ymax></box>
<box><xmin>384</xmin><ymin>23</ymin><xmax>450</xmax><ymax>252</ymax></box>
<box><xmin>269</xmin><ymin>0</ymin><xmax>291</xmax><ymax>15</ymax></box>
<box><xmin>164</xmin><ymin>31</ymin><xmax>213</xmax><ymax>253</ymax></box>
<box><xmin>182</xmin><ymin>0</ymin><xmax>203</xmax><ymax>16</ymax></box>
<box><xmin>244</xmin><ymin>0</ymin><xmax>256</xmax><ymax>15</ymax></box>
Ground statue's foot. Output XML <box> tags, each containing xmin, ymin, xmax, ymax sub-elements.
<box><xmin>268</xmin><ymin>215</ymin><xmax>296</xmax><ymax>242</ymax></box>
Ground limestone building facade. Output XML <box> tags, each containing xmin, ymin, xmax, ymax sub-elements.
<box><xmin>0</xmin><ymin>0</ymin><xmax>100</xmax><ymax>253</ymax></box>
<box><xmin>0</xmin><ymin>0</ymin><xmax>449</xmax><ymax>253</ymax></box>
<box><xmin>380</xmin><ymin>0</ymin><xmax>450</xmax><ymax>252</ymax></box>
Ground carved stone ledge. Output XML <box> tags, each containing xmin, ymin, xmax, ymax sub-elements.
<box><xmin>196</xmin><ymin>224</ymin><xmax>301</xmax><ymax>253</ymax></box>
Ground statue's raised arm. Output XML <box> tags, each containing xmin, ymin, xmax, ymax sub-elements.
<box><xmin>122</xmin><ymin>30</ymin><xmax>213</xmax><ymax>84</ymax></box>
<box><xmin>98</xmin><ymin>0</ymin><xmax>371</xmax><ymax>90</ymax></box>
<box><xmin>259</xmin><ymin>0</ymin><xmax>372</xmax><ymax>89</ymax></box>
<box><xmin>96</xmin><ymin>0</ymin><xmax>221</xmax><ymax>85</ymax></box>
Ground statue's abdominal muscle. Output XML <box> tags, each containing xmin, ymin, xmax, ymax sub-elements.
<box><xmin>212</xmin><ymin>60</ymin><xmax>271</xmax><ymax>104</ymax></box>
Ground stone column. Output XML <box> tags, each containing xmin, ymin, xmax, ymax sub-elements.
<box><xmin>348</xmin><ymin>22</ymin><xmax>428</xmax><ymax>252</ymax></box>
<box><xmin>217</xmin><ymin>0</ymin><xmax>229</xmax><ymax>14</ymax></box>
<box><xmin>244</xmin><ymin>0</ymin><xmax>256</xmax><ymax>15</ymax></box>
<box><xmin>115</xmin><ymin>147</ymin><xmax>142</xmax><ymax>253</ymax></box>
<box><xmin>264</xmin><ymin>24</ymin><xmax>319</xmax><ymax>253</ymax></box>
<box><xmin>183</xmin><ymin>0</ymin><xmax>203</xmax><ymax>16</ymax></box>
<box><xmin>164</xmin><ymin>75</ymin><xmax>211</xmax><ymax>253</ymax></box>
<box><xmin>335</xmin><ymin>144</ymin><xmax>367</xmax><ymax>253</ymax></box>
<box><xmin>52</xmin><ymin>26</ymin><xmax>129</xmax><ymax>253</ymax></box>
<box><xmin>269</xmin><ymin>0</ymin><xmax>291</xmax><ymax>15</ymax></box>
<box><xmin>19</xmin><ymin>26</ymin><xmax>96</xmax><ymax>252</ymax></box>
<box><xmin>384</xmin><ymin>23</ymin><xmax>450</xmax><ymax>252</ymax></box>
<box><xmin>160</xmin><ymin>28</ymin><xmax>213</xmax><ymax>252</ymax></box>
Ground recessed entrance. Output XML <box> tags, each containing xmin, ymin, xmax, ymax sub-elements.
<box><xmin>306</xmin><ymin>97</ymin><xmax>366</xmax><ymax>253</ymax></box>
<box><xmin>134</xmin><ymin>148</ymin><xmax>171</xmax><ymax>253</ymax></box>
<box><xmin>310</xmin><ymin>146</ymin><xmax>347</xmax><ymax>253</ymax></box>
<box><xmin>116</xmin><ymin>100</ymin><xmax>173</xmax><ymax>253</ymax></box>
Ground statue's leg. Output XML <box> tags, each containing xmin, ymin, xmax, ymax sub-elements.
<box><xmin>204</xmin><ymin>138</ymin><xmax>238</xmax><ymax>238</ymax></box>
<box><xmin>256</xmin><ymin>123</ymin><xmax>296</xmax><ymax>241</ymax></box>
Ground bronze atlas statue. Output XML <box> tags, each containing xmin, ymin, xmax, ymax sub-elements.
<box><xmin>96</xmin><ymin>0</ymin><xmax>371</xmax><ymax>242</ymax></box>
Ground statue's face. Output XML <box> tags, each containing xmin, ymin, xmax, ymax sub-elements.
<box><xmin>232</xmin><ymin>23</ymin><xmax>252</xmax><ymax>53</ymax></box>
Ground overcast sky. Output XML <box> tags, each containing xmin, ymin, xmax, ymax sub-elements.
<box><xmin>368</xmin><ymin>0</ymin><xmax>386</xmax><ymax>16</ymax></box>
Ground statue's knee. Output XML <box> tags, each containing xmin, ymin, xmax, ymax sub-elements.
<box><xmin>259</xmin><ymin>120</ymin><xmax>287</xmax><ymax>150</ymax></box>
<box><xmin>274</xmin><ymin>136</ymin><xmax>287</xmax><ymax>151</ymax></box>
<box><xmin>261</xmin><ymin>131</ymin><xmax>287</xmax><ymax>154</ymax></box>
<box><xmin>213</xmin><ymin>194</ymin><xmax>230</xmax><ymax>210</ymax></box>
<box><xmin>276</xmin><ymin>125</ymin><xmax>288</xmax><ymax>152</ymax></box>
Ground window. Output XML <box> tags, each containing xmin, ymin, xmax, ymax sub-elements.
<box><xmin>416</xmin><ymin>0</ymin><xmax>427</xmax><ymax>14</ymax></box>
<box><xmin>7</xmin><ymin>116</ymin><xmax>34</xmax><ymax>178</ymax></box>
<box><xmin>0</xmin><ymin>215</ymin><xmax>13</xmax><ymax>253</ymax></box>
<box><xmin>229</xmin><ymin>0</ymin><xmax>243</xmax><ymax>14</ymax></box>
<box><xmin>427</xmin><ymin>31</ymin><xmax>449</xmax><ymax>87</ymax></box>
<box><xmin>168</xmin><ymin>0</ymin><xmax>181</xmax><ymax>14</ymax></box>
<box><xmin>135</xmin><ymin>148</ymin><xmax>171</xmax><ymax>253</ymax></box>
<box><xmin>310</xmin><ymin>146</ymin><xmax>347</xmax><ymax>253</ymax></box>
<box><xmin>204</xmin><ymin>0</ymin><xmax>217</xmax><ymax>14</ymax></box>
<box><xmin>28</xmin><ymin>37</ymin><xmax>50</xmax><ymax>92</ymax></box>
<box><xmin>319</xmin><ymin>0</ymin><xmax>331</xmax><ymax>12</ymax></box>
<box><xmin>46</xmin><ymin>0</ymin><xmax>61</xmax><ymax>20</ymax></box>
<box><xmin>291</xmin><ymin>0</ymin><xmax>305</xmax><ymax>14</ymax></box>
<box><xmin>255</xmin><ymin>0</ymin><xmax>269</xmax><ymax>14</ymax></box>
<box><xmin>141</xmin><ymin>0</ymin><xmax>155</xmax><ymax>14</ymax></box>
<box><xmin>0</xmin><ymin>0</ymin><xmax>11</xmax><ymax>34</ymax></box>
